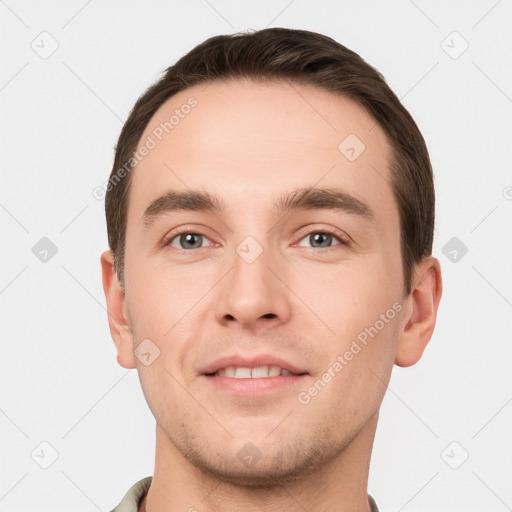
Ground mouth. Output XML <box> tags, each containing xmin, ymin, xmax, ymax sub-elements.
<box><xmin>201</xmin><ymin>355</ymin><xmax>309</xmax><ymax>396</ymax></box>
<box><xmin>206</xmin><ymin>365</ymin><xmax>304</xmax><ymax>378</ymax></box>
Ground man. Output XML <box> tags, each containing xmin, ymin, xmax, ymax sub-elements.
<box><xmin>101</xmin><ymin>27</ymin><xmax>442</xmax><ymax>511</ymax></box>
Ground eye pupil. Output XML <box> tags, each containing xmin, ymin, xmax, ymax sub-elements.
<box><xmin>181</xmin><ymin>233</ymin><xmax>202</xmax><ymax>249</ymax></box>
<box><xmin>310</xmin><ymin>233</ymin><xmax>332</xmax><ymax>248</ymax></box>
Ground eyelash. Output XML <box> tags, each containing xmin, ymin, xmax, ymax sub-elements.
<box><xmin>163</xmin><ymin>226</ymin><xmax>349</xmax><ymax>250</ymax></box>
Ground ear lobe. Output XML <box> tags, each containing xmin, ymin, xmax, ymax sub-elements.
<box><xmin>100</xmin><ymin>250</ymin><xmax>136</xmax><ymax>369</ymax></box>
<box><xmin>395</xmin><ymin>256</ymin><xmax>443</xmax><ymax>367</ymax></box>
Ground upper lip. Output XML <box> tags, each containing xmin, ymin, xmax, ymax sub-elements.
<box><xmin>200</xmin><ymin>354</ymin><xmax>309</xmax><ymax>375</ymax></box>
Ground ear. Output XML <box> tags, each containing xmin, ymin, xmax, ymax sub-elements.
<box><xmin>101</xmin><ymin>250</ymin><xmax>136</xmax><ymax>369</ymax></box>
<box><xmin>395</xmin><ymin>256</ymin><xmax>443</xmax><ymax>367</ymax></box>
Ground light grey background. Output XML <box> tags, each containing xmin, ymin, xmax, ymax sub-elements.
<box><xmin>1</xmin><ymin>1</ymin><xmax>511</xmax><ymax>510</ymax></box>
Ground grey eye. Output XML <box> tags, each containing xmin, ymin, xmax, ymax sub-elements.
<box><xmin>297</xmin><ymin>232</ymin><xmax>342</xmax><ymax>248</ymax></box>
<box><xmin>169</xmin><ymin>233</ymin><xmax>210</xmax><ymax>250</ymax></box>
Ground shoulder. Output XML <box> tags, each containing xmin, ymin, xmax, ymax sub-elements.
<box><xmin>369</xmin><ymin>494</ymin><xmax>380</xmax><ymax>512</ymax></box>
<box><xmin>109</xmin><ymin>476</ymin><xmax>152</xmax><ymax>512</ymax></box>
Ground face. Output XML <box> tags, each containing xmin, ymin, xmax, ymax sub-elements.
<box><xmin>118</xmin><ymin>79</ymin><xmax>408</xmax><ymax>485</ymax></box>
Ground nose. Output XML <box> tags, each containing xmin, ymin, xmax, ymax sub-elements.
<box><xmin>214</xmin><ymin>240</ymin><xmax>292</xmax><ymax>330</ymax></box>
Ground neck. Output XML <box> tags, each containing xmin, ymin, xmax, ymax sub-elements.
<box><xmin>142</xmin><ymin>413</ymin><xmax>377</xmax><ymax>512</ymax></box>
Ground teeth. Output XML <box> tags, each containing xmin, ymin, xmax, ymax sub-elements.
<box><xmin>235</xmin><ymin>367</ymin><xmax>252</xmax><ymax>379</ymax></box>
<box><xmin>224</xmin><ymin>366</ymin><xmax>236</xmax><ymax>377</ymax></box>
<box><xmin>268</xmin><ymin>365</ymin><xmax>281</xmax><ymax>377</ymax></box>
<box><xmin>214</xmin><ymin>365</ymin><xmax>295</xmax><ymax>378</ymax></box>
<box><xmin>251</xmin><ymin>365</ymin><xmax>269</xmax><ymax>378</ymax></box>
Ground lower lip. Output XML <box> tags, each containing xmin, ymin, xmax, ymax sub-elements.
<box><xmin>203</xmin><ymin>374</ymin><xmax>308</xmax><ymax>396</ymax></box>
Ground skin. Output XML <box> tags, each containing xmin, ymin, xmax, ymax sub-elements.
<box><xmin>101</xmin><ymin>79</ymin><xmax>442</xmax><ymax>512</ymax></box>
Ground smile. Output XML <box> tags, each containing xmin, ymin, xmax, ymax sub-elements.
<box><xmin>212</xmin><ymin>365</ymin><xmax>297</xmax><ymax>378</ymax></box>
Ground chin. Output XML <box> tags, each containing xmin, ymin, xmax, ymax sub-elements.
<box><xmin>193</xmin><ymin>452</ymin><xmax>323</xmax><ymax>488</ymax></box>
<box><xmin>176</xmin><ymin>429</ymin><xmax>345</xmax><ymax>489</ymax></box>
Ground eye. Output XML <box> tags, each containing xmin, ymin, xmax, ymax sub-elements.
<box><xmin>166</xmin><ymin>231</ymin><xmax>214</xmax><ymax>250</ymax></box>
<box><xmin>296</xmin><ymin>230</ymin><xmax>347</xmax><ymax>249</ymax></box>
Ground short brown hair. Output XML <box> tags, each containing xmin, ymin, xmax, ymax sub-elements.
<box><xmin>105</xmin><ymin>27</ymin><xmax>435</xmax><ymax>296</ymax></box>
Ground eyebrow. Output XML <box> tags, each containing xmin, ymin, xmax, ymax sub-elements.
<box><xmin>142</xmin><ymin>187</ymin><xmax>376</xmax><ymax>229</ymax></box>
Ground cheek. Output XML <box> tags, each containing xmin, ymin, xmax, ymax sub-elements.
<box><xmin>124</xmin><ymin>251</ymin><xmax>208</xmax><ymax>336</ymax></box>
<box><xmin>290</xmin><ymin>255</ymin><xmax>401</xmax><ymax>407</ymax></box>
<box><xmin>305</xmin><ymin>313</ymin><xmax>398</xmax><ymax>423</ymax></box>
<box><xmin>290</xmin><ymin>255</ymin><xmax>399</xmax><ymax>335</ymax></box>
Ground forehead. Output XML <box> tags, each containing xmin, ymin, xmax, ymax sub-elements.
<box><xmin>128</xmin><ymin>79</ymin><xmax>396</xmax><ymax>231</ymax></box>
